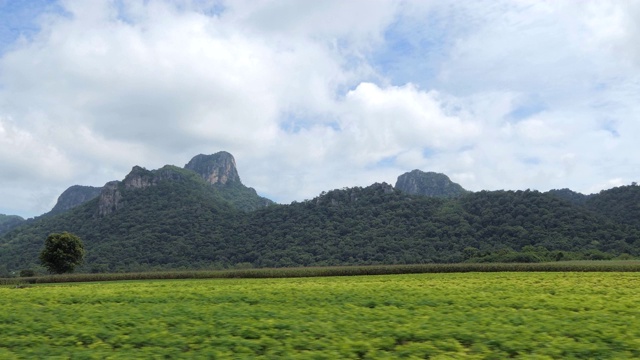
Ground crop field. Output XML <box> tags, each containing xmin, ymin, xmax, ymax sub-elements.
<box><xmin>1</xmin><ymin>272</ymin><xmax>639</xmax><ymax>359</ymax></box>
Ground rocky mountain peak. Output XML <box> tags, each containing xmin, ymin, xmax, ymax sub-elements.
<box><xmin>123</xmin><ymin>166</ymin><xmax>156</xmax><ymax>189</ymax></box>
<box><xmin>98</xmin><ymin>165</ymin><xmax>197</xmax><ymax>216</ymax></box>
<box><xmin>395</xmin><ymin>170</ymin><xmax>468</xmax><ymax>198</ymax></box>
<box><xmin>184</xmin><ymin>152</ymin><xmax>241</xmax><ymax>186</ymax></box>
<box><xmin>97</xmin><ymin>181</ymin><xmax>123</xmax><ymax>216</ymax></box>
<box><xmin>49</xmin><ymin>185</ymin><xmax>102</xmax><ymax>215</ymax></box>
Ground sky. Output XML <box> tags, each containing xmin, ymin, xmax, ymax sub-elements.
<box><xmin>1</xmin><ymin>0</ymin><xmax>639</xmax><ymax>218</ymax></box>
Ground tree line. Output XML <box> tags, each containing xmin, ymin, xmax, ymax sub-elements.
<box><xmin>1</xmin><ymin>173</ymin><xmax>639</xmax><ymax>275</ymax></box>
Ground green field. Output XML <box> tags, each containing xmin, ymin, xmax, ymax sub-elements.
<box><xmin>1</xmin><ymin>272</ymin><xmax>639</xmax><ymax>359</ymax></box>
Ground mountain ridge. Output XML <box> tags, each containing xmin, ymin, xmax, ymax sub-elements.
<box><xmin>1</xmin><ymin>151</ymin><xmax>638</xmax><ymax>274</ymax></box>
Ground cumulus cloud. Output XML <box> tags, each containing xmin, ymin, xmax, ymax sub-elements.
<box><xmin>1</xmin><ymin>0</ymin><xmax>640</xmax><ymax>217</ymax></box>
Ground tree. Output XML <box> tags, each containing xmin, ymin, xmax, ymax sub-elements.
<box><xmin>39</xmin><ymin>232</ymin><xmax>85</xmax><ymax>274</ymax></box>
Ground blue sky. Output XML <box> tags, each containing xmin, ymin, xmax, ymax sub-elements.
<box><xmin>1</xmin><ymin>0</ymin><xmax>640</xmax><ymax>218</ymax></box>
<box><xmin>0</xmin><ymin>0</ymin><xmax>58</xmax><ymax>53</ymax></box>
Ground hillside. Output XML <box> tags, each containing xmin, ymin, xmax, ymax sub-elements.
<box><xmin>233</xmin><ymin>186</ymin><xmax>638</xmax><ymax>267</ymax></box>
<box><xmin>0</xmin><ymin>214</ymin><xmax>25</xmax><ymax>236</ymax></box>
<box><xmin>185</xmin><ymin>152</ymin><xmax>274</xmax><ymax>211</ymax></box>
<box><xmin>1</xmin><ymin>152</ymin><xmax>640</xmax><ymax>274</ymax></box>
<box><xmin>2</xmin><ymin>182</ymin><xmax>639</xmax><ymax>274</ymax></box>
<box><xmin>546</xmin><ymin>188</ymin><xmax>591</xmax><ymax>205</ymax></box>
<box><xmin>395</xmin><ymin>170</ymin><xmax>468</xmax><ymax>198</ymax></box>
<box><xmin>0</xmin><ymin>164</ymin><xmax>242</xmax><ymax>273</ymax></box>
<box><xmin>585</xmin><ymin>185</ymin><xmax>640</xmax><ymax>229</ymax></box>
<box><xmin>48</xmin><ymin>185</ymin><xmax>102</xmax><ymax>216</ymax></box>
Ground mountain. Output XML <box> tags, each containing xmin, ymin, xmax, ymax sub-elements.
<box><xmin>585</xmin><ymin>185</ymin><xmax>640</xmax><ymax>229</ymax></box>
<box><xmin>546</xmin><ymin>188</ymin><xmax>590</xmax><ymax>205</ymax></box>
<box><xmin>0</xmin><ymin>214</ymin><xmax>24</xmax><ymax>235</ymax></box>
<box><xmin>0</xmin><ymin>162</ymin><xmax>243</xmax><ymax>274</ymax></box>
<box><xmin>185</xmin><ymin>152</ymin><xmax>274</xmax><ymax>211</ymax></box>
<box><xmin>1</xmin><ymin>153</ymin><xmax>640</xmax><ymax>274</ymax></box>
<box><xmin>49</xmin><ymin>185</ymin><xmax>102</xmax><ymax>216</ymax></box>
<box><xmin>185</xmin><ymin>152</ymin><xmax>240</xmax><ymax>185</ymax></box>
<box><xmin>90</xmin><ymin>151</ymin><xmax>273</xmax><ymax>217</ymax></box>
<box><xmin>395</xmin><ymin>170</ymin><xmax>468</xmax><ymax>198</ymax></box>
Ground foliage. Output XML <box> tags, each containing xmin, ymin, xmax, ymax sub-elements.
<box><xmin>19</xmin><ymin>269</ymin><xmax>35</xmax><ymax>277</ymax></box>
<box><xmin>585</xmin><ymin>185</ymin><xmax>640</xmax><ymax>229</ymax></box>
<box><xmin>547</xmin><ymin>188</ymin><xmax>591</xmax><ymax>205</ymax></box>
<box><xmin>39</xmin><ymin>232</ymin><xmax>85</xmax><ymax>274</ymax></box>
<box><xmin>47</xmin><ymin>185</ymin><xmax>102</xmax><ymax>216</ymax></box>
<box><xmin>211</xmin><ymin>181</ymin><xmax>274</xmax><ymax>212</ymax></box>
<box><xmin>0</xmin><ymin>214</ymin><xmax>25</xmax><ymax>235</ymax></box>
<box><xmin>12</xmin><ymin>261</ymin><xmax>640</xmax><ymax>284</ymax></box>
<box><xmin>2</xmin><ymin>178</ymin><xmax>640</xmax><ymax>272</ymax></box>
<box><xmin>1</xmin><ymin>273</ymin><xmax>639</xmax><ymax>358</ymax></box>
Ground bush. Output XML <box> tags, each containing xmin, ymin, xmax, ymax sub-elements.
<box><xmin>19</xmin><ymin>269</ymin><xmax>35</xmax><ymax>277</ymax></box>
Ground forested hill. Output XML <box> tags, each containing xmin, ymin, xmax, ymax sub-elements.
<box><xmin>0</xmin><ymin>215</ymin><xmax>25</xmax><ymax>236</ymax></box>
<box><xmin>0</xmin><ymin>165</ymin><xmax>244</xmax><ymax>274</ymax></box>
<box><xmin>584</xmin><ymin>185</ymin><xmax>640</xmax><ymax>229</ymax></box>
<box><xmin>2</xmin><ymin>177</ymin><xmax>639</xmax><ymax>274</ymax></box>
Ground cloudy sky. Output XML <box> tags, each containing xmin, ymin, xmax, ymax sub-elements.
<box><xmin>1</xmin><ymin>0</ymin><xmax>639</xmax><ymax>218</ymax></box>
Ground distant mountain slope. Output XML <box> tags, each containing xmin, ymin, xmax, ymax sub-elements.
<box><xmin>395</xmin><ymin>170</ymin><xmax>468</xmax><ymax>198</ymax></box>
<box><xmin>7</xmin><ymin>179</ymin><xmax>638</xmax><ymax>273</ymax></box>
<box><xmin>0</xmin><ymin>214</ymin><xmax>24</xmax><ymax>235</ymax></box>
<box><xmin>458</xmin><ymin>190</ymin><xmax>636</xmax><ymax>254</ymax></box>
<box><xmin>49</xmin><ymin>185</ymin><xmax>102</xmax><ymax>216</ymax></box>
<box><xmin>185</xmin><ymin>152</ymin><xmax>274</xmax><ymax>211</ymax></box>
<box><xmin>0</xmin><ymin>164</ymin><xmax>242</xmax><ymax>273</ymax></box>
<box><xmin>546</xmin><ymin>188</ymin><xmax>591</xmax><ymax>205</ymax></box>
<box><xmin>237</xmin><ymin>187</ymin><xmax>638</xmax><ymax>267</ymax></box>
<box><xmin>37</xmin><ymin>152</ymin><xmax>272</xmax><ymax>218</ymax></box>
<box><xmin>2</xmin><ymin>153</ymin><xmax>640</xmax><ymax>274</ymax></box>
<box><xmin>585</xmin><ymin>185</ymin><xmax>640</xmax><ymax>229</ymax></box>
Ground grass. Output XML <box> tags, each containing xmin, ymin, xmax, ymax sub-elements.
<box><xmin>8</xmin><ymin>260</ymin><xmax>640</xmax><ymax>284</ymax></box>
<box><xmin>1</xmin><ymin>272</ymin><xmax>639</xmax><ymax>358</ymax></box>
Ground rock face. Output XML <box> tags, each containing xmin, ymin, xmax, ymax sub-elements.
<box><xmin>184</xmin><ymin>152</ymin><xmax>240</xmax><ymax>185</ymax></box>
<box><xmin>395</xmin><ymin>170</ymin><xmax>468</xmax><ymax>198</ymax></box>
<box><xmin>123</xmin><ymin>166</ymin><xmax>156</xmax><ymax>190</ymax></box>
<box><xmin>97</xmin><ymin>181</ymin><xmax>123</xmax><ymax>216</ymax></box>
<box><xmin>94</xmin><ymin>152</ymin><xmax>274</xmax><ymax>216</ymax></box>
<box><xmin>184</xmin><ymin>152</ymin><xmax>274</xmax><ymax>211</ymax></box>
<box><xmin>97</xmin><ymin>165</ymin><xmax>192</xmax><ymax>216</ymax></box>
<box><xmin>50</xmin><ymin>185</ymin><xmax>102</xmax><ymax>215</ymax></box>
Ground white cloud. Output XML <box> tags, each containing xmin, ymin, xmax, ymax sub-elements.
<box><xmin>0</xmin><ymin>116</ymin><xmax>72</xmax><ymax>183</ymax></box>
<box><xmin>1</xmin><ymin>0</ymin><xmax>640</xmax><ymax>216</ymax></box>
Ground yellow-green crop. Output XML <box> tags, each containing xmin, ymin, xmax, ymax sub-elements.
<box><xmin>1</xmin><ymin>272</ymin><xmax>639</xmax><ymax>359</ymax></box>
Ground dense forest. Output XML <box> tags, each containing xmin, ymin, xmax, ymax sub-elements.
<box><xmin>2</xmin><ymin>169</ymin><xmax>640</xmax><ymax>275</ymax></box>
<box><xmin>0</xmin><ymin>214</ymin><xmax>25</xmax><ymax>236</ymax></box>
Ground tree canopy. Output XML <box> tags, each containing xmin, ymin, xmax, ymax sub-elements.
<box><xmin>1</xmin><ymin>175</ymin><xmax>639</xmax><ymax>274</ymax></box>
<box><xmin>39</xmin><ymin>232</ymin><xmax>85</xmax><ymax>274</ymax></box>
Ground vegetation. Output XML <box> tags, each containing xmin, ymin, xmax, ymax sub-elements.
<box><xmin>1</xmin><ymin>178</ymin><xmax>640</xmax><ymax>273</ymax></box>
<box><xmin>47</xmin><ymin>185</ymin><xmax>102</xmax><ymax>216</ymax></box>
<box><xmin>0</xmin><ymin>214</ymin><xmax>24</xmax><ymax>235</ymax></box>
<box><xmin>395</xmin><ymin>169</ymin><xmax>469</xmax><ymax>197</ymax></box>
<box><xmin>8</xmin><ymin>261</ymin><xmax>640</xmax><ymax>284</ymax></box>
<box><xmin>1</xmin><ymin>272</ymin><xmax>639</xmax><ymax>358</ymax></box>
<box><xmin>585</xmin><ymin>184</ymin><xmax>640</xmax><ymax>229</ymax></box>
<box><xmin>3</xmin><ymin>153</ymin><xmax>639</xmax><ymax>273</ymax></box>
<box><xmin>39</xmin><ymin>232</ymin><xmax>85</xmax><ymax>274</ymax></box>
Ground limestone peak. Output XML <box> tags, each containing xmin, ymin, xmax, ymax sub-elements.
<box><xmin>184</xmin><ymin>151</ymin><xmax>241</xmax><ymax>186</ymax></box>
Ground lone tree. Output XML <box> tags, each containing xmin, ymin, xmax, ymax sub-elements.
<box><xmin>39</xmin><ymin>232</ymin><xmax>85</xmax><ymax>274</ymax></box>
